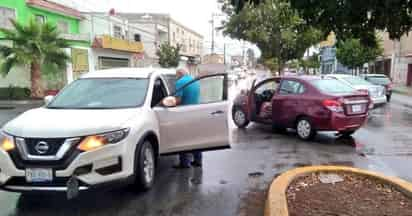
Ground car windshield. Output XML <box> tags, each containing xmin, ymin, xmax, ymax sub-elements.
<box><xmin>48</xmin><ymin>78</ymin><xmax>149</xmax><ymax>109</ymax></box>
<box><xmin>367</xmin><ymin>76</ymin><xmax>391</xmax><ymax>85</ymax></box>
<box><xmin>342</xmin><ymin>76</ymin><xmax>372</xmax><ymax>86</ymax></box>
<box><xmin>312</xmin><ymin>79</ymin><xmax>355</xmax><ymax>94</ymax></box>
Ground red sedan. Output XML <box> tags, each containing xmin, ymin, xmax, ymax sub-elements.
<box><xmin>232</xmin><ymin>76</ymin><xmax>371</xmax><ymax>140</ymax></box>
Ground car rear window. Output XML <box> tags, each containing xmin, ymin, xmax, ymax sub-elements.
<box><xmin>311</xmin><ymin>79</ymin><xmax>355</xmax><ymax>94</ymax></box>
<box><xmin>342</xmin><ymin>76</ymin><xmax>371</xmax><ymax>86</ymax></box>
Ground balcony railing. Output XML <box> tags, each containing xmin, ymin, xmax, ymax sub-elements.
<box><xmin>92</xmin><ymin>35</ymin><xmax>144</xmax><ymax>53</ymax></box>
<box><xmin>61</xmin><ymin>33</ymin><xmax>90</xmax><ymax>42</ymax></box>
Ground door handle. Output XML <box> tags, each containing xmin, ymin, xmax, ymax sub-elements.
<box><xmin>210</xmin><ymin>110</ymin><xmax>225</xmax><ymax>115</ymax></box>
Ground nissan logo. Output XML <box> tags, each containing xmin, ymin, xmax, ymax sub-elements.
<box><xmin>35</xmin><ymin>141</ymin><xmax>49</xmax><ymax>154</ymax></box>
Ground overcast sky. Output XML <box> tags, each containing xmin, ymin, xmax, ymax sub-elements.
<box><xmin>60</xmin><ymin>0</ymin><xmax>260</xmax><ymax>57</ymax></box>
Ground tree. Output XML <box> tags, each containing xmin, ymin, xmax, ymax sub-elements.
<box><xmin>222</xmin><ymin>0</ymin><xmax>321</xmax><ymax>74</ymax></box>
<box><xmin>336</xmin><ymin>38</ymin><xmax>383</xmax><ymax>74</ymax></box>
<box><xmin>290</xmin><ymin>0</ymin><xmax>412</xmax><ymax>46</ymax></box>
<box><xmin>156</xmin><ymin>43</ymin><xmax>181</xmax><ymax>68</ymax></box>
<box><xmin>230</xmin><ymin>0</ymin><xmax>412</xmax><ymax>46</ymax></box>
<box><xmin>0</xmin><ymin>19</ymin><xmax>69</xmax><ymax>98</ymax></box>
<box><xmin>226</xmin><ymin>0</ymin><xmax>263</xmax><ymax>13</ymax></box>
<box><xmin>299</xmin><ymin>54</ymin><xmax>320</xmax><ymax>74</ymax></box>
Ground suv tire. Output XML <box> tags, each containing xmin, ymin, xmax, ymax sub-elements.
<box><xmin>133</xmin><ymin>140</ymin><xmax>155</xmax><ymax>191</ymax></box>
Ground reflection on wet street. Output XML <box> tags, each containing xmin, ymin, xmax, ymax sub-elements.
<box><xmin>1</xmin><ymin>85</ymin><xmax>412</xmax><ymax>215</ymax></box>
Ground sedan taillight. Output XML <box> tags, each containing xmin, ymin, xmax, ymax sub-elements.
<box><xmin>323</xmin><ymin>99</ymin><xmax>344</xmax><ymax>113</ymax></box>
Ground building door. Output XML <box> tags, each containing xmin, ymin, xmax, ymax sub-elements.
<box><xmin>407</xmin><ymin>64</ymin><xmax>412</xmax><ymax>86</ymax></box>
<box><xmin>98</xmin><ymin>57</ymin><xmax>129</xmax><ymax>70</ymax></box>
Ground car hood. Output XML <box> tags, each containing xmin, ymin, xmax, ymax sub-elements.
<box><xmin>3</xmin><ymin>107</ymin><xmax>140</xmax><ymax>138</ymax></box>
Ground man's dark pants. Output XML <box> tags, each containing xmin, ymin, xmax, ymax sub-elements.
<box><xmin>179</xmin><ymin>151</ymin><xmax>202</xmax><ymax>166</ymax></box>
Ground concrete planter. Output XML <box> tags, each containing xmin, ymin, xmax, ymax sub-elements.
<box><xmin>265</xmin><ymin>166</ymin><xmax>412</xmax><ymax>216</ymax></box>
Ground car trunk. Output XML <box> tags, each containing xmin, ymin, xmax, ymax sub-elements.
<box><xmin>340</xmin><ymin>95</ymin><xmax>370</xmax><ymax>116</ymax></box>
<box><xmin>327</xmin><ymin>92</ymin><xmax>370</xmax><ymax>116</ymax></box>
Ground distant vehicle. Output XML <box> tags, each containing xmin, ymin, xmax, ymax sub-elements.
<box><xmin>326</xmin><ymin>74</ymin><xmax>387</xmax><ymax>107</ymax></box>
<box><xmin>360</xmin><ymin>74</ymin><xmax>393</xmax><ymax>102</ymax></box>
<box><xmin>232</xmin><ymin>76</ymin><xmax>371</xmax><ymax>140</ymax></box>
<box><xmin>0</xmin><ymin>68</ymin><xmax>229</xmax><ymax>194</ymax></box>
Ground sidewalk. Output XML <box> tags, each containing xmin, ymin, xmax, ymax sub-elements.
<box><xmin>391</xmin><ymin>93</ymin><xmax>412</xmax><ymax>109</ymax></box>
<box><xmin>392</xmin><ymin>85</ymin><xmax>412</xmax><ymax>96</ymax></box>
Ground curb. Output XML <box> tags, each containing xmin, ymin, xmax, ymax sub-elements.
<box><xmin>392</xmin><ymin>89</ymin><xmax>412</xmax><ymax>96</ymax></box>
<box><xmin>264</xmin><ymin>166</ymin><xmax>412</xmax><ymax>216</ymax></box>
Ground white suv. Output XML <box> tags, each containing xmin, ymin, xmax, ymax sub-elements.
<box><xmin>0</xmin><ymin>68</ymin><xmax>229</xmax><ymax>196</ymax></box>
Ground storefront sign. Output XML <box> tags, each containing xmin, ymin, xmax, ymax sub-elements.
<box><xmin>71</xmin><ymin>48</ymin><xmax>89</xmax><ymax>72</ymax></box>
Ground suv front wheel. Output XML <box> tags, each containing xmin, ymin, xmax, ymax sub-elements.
<box><xmin>133</xmin><ymin>140</ymin><xmax>155</xmax><ymax>191</ymax></box>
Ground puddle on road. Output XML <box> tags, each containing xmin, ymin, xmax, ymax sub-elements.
<box><xmin>248</xmin><ymin>172</ymin><xmax>264</xmax><ymax>178</ymax></box>
<box><xmin>293</xmin><ymin>162</ymin><xmax>313</xmax><ymax>167</ymax></box>
<box><xmin>322</xmin><ymin>161</ymin><xmax>355</xmax><ymax>167</ymax></box>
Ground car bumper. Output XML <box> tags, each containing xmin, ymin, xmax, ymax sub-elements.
<box><xmin>0</xmin><ymin>141</ymin><xmax>132</xmax><ymax>193</ymax></box>
<box><xmin>321</xmin><ymin>113</ymin><xmax>368</xmax><ymax>132</ymax></box>
<box><xmin>371</xmin><ymin>96</ymin><xmax>387</xmax><ymax>106</ymax></box>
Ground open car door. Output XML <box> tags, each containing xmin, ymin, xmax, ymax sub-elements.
<box><xmin>248</xmin><ymin>78</ymin><xmax>281</xmax><ymax>122</ymax></box>
<box><xmin>154</xmin><ymin>73</ymin><xmax>229</xmax><ymax>154</ymax></box>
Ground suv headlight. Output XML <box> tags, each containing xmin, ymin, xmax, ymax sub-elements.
<box><xmin>0</xmin><ymin>131</ymin><xmax>15</xmax><ymax>152</ymax></box>
<box><xmin>77</xmin><ymin>128</ymin><xmax>130</xmax><ymax>152</ymax></box>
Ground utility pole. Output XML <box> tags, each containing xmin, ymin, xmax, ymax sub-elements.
<box><xmin>211</xmin><ymin>18</ymin><xmax>215</xmax><ymax>54</ymax></box>
<box><xmin>223</xmin><ymin>43</ymin><xmax>226</xmax><ymax>64</ymax></box>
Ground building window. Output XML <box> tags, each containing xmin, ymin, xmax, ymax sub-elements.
<box><xmin>0</xmin><ymin>7</ymin><xmax>16</xmax><ymax>29</ymax></box>
<box><xmin>57</xmin><ymin>20</ymin><xmax>69</xmax><ymax>33</ymax></box>
<box><xmin>173</xmin><ymin>32</ymin><xmax>175</xmax><ymax>42</ymax></box>
<box><xmin>35</xmin><ymin>14</ymin><xmax>46</xmax><ymax>24</ymax></box>
<box><xmin>113</xmin><ymin>25</ymin><xmax>122</xmax><ymax>38</ymax></box>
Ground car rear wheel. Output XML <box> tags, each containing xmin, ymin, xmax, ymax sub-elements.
<box><xmin>296</xmin><ymin>117</ymin><xmax>316</xmax><ymax>140</ymax></box>
<box><xmin>133</xmin><ymin>140</ymin><xmax>155</xmax><ymax>191</ymax></box>
<box><xmin>232</xmin><ymin>106</ymin><xmax>249</xmax><ymax>128</ymax></box>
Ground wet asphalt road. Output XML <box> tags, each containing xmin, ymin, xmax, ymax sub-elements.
<box><xmin>0</xmin><ymin>84</ymin><xmax>412</xmax><ymax>215</ymax></box>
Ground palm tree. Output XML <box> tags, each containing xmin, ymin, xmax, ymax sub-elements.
<box><xmin>0</xmin><ymin>19</ymin><xmax>69</xmax><ymax>98</ymax></box>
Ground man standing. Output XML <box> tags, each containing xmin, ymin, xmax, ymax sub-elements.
<box><xmin>173</xmin><ymin>68</ymin><xmax>202</xmax><ymax>169</ymax></box>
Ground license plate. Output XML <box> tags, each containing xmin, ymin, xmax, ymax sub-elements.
<box><xmin>26</xmin><ymin>168</ymin><xmax>53</xmax><ymax>182</ymax></box>
<box><xmin>352</xmin><ymin>104</ymin><xmax>362</xmax><ymax>113</ymax></box>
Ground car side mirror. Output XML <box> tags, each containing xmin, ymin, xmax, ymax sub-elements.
<box><xmin>44</xmin><ymin>95</ymin><xmax>54</xmax><ymax>105</ymax></box>
<box><xmin>162</xmin><ymin>96</ymin><xmax>177</xmax><ymax>107</ymax></box>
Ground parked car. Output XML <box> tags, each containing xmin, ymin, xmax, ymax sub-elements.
<box><xmin>232</xmin><ymin>76</ymin><xmax>371</xmax><ymax>140</ymax></box>
<box><xmin>360</xmin><ymin>74</ymin><xmax>393</xmax><ymax>102</ymax></box>
<box><xmin>0</xmin><ymin>68</ymin><xmax>229</xmax><ymax>195</ymax></box>
<box><xmin>326</xmin><ymin>74</ymin><xmax>387</xmax><ymax>107</ymax></box>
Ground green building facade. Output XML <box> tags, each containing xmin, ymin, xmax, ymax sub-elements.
<box><xmin>0</xmin><ymin>0</ymin><xmax>90</xmax><ymax>96</ymax></box>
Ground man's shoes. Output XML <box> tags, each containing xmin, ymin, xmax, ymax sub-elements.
<box><xmin>172</xmin><ymin>164</ymin><xmax>191</xmax><ymax>169</ymax></box>
<box><xmin>191</xmin><ymin>161</ymin><xmax>202</xmax><ymax>167</ymax></box>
